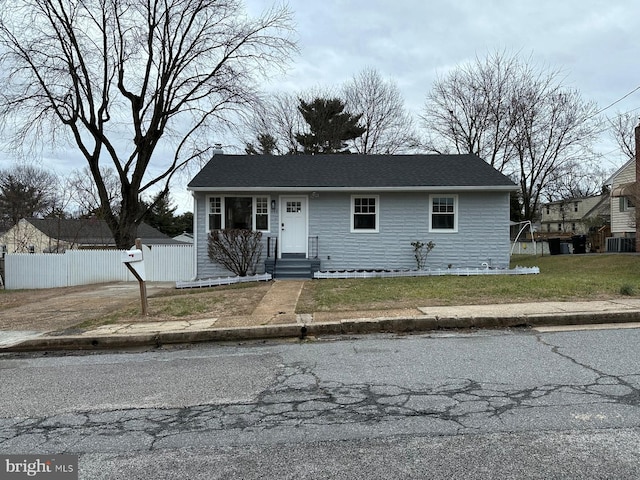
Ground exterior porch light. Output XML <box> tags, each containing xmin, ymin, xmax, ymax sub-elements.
<box><xmin>271</xmin><ymin>199</ymin><xmax>276</xmax><ymax>211</ymax></box>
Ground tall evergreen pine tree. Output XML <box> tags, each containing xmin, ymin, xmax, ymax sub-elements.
<box><xmin>295</xmin><ymin>97</ymin><xmax>366</xmax><ymax>154</ymax></box>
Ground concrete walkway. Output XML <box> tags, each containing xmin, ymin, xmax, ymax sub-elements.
<box><xmin>418</xmin><ymin>299</ymin><xmax>640</xmax><ymax>318</ymax></box>
<box><xmin>250</xmin><ymin>280</ymin><xmax>305</xmax><ymax>323</ymax></box>
<box><xmin>2</xmin><ymin>282</ymin><xmax>640</xmax><ymax>352</ymax></box>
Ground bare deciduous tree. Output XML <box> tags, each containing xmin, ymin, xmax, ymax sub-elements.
<box><xmin>343</xmin><ymin>67</ymin><xmax>419</xmax><ymax>154</ymax></box>
<box><xmin>422</xmin><ymin>51</ymin><xmax>521</xmax><ymax>171</ymax></box>
<box><xmin>244</xmin><ymin>88</ymin><xmax>339</xmax><ymax>155</ymax></box>
<box><xmin>542</xmin><ymin>163</ymin><xmax>609</xmax><ymax>202</ymax></box>
<box><xmin>511</xmin><ymin>86</ymin><xmax>600</xmax><ymax>220</ymax></box>
<box><xmin>422</xmin><ymin>50</ymin><xmax>600</xmax><ymax>221</ymax></box>
<box><xmin>0</xmin><ymin>0</ymin><xmax>296</xmax><ymax>247</ymax></box>
<box><xmin>609</xmin><ymin>111</ymin><xmax>638</xmax><ymax>161</ymax></box>
<box><xmin>243</xmin><ymin>92</ymin><xmax>303</xmax><ymax>155</ymax></box>
<box><xmin>67</xmin><ymin>166</ymin><xmax>121</xmax><ymax>218</ymax></box>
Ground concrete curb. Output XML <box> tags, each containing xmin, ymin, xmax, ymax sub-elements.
<box><xmin>3</xmin><ymin>310</ymin><xmax>640</xmax><ymax>352</ymax></box>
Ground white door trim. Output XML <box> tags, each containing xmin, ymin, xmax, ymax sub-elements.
<box><xmin>279</xmin><ymin>195</ymin><xmax>308</xmax><ymax>258</ymax></box>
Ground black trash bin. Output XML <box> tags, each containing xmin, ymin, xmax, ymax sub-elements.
<box><xmin>548</xmin><ymin>238</ymin><xmax>561</xmax><ymax>255</ymax></box>
<box><xmin>571</xmin><ymin>235</ymin><xmax>587</xmax><ymax>254</ymax></box>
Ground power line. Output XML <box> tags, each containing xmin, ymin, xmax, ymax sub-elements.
<box><xmin>592</xmin><ymin>85</ymin><xmax>640</xmax><ymax>118</ymax></box>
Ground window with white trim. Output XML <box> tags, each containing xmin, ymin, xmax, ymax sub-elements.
<box><xmin>209</xmin><ymin>197</ymin><xmax>222</xmax><ymax>230</ymax></box>
<box><xmin>207</xmin><ymin>196</ymin><xmax>270</xmax><ymax>232</ymax></box>
<box><xmin>620</xmin><ymin>196</ymin><xmax>635</xmax><ymax>212</ymax></box>
<box><xmin>351</xmin><ymin>196</ymin><xmax>379</xmax><ymax>232</ymax></box>
<box><xmin>429</xmin><ymin>195</ymin><xmax>458</xmax><ymax>232</ymax></box>
<box><xmin>255</xmin><ymin>197</ymin><xmax>269</xmax><ymax>230</ymax></box>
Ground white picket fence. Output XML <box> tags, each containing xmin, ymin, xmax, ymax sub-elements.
<box><xmin>4</xmin><ymin>245</ymin><xmax>194</xmax><ymax>289</ymax></box>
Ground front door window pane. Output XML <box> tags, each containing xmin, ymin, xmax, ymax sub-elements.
<box><xmin>287</xmin><ymin>201</ymin><xmax>302</xmax><ymax>213</ymax></box>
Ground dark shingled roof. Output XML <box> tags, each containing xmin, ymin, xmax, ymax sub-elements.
<box><xmin>25</xmin><ymin>218</ymin><xmax>183</xmax><ymax>245</ymax></box>
<box><xmin>187</xmin><ymin>154</ymin><xmax>517</xmax><ymax>190</ymax></box>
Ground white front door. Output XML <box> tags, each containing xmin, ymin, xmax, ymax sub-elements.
<box><xmin>280</xmin><ymin>196</ymin><xmax>307</xmax><ymax>255</ymax></box>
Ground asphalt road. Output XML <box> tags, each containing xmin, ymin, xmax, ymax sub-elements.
<box><xmin>1</xmin><ymin>327</ymin><xmax>640</xmax><ymax>479</ymax></box>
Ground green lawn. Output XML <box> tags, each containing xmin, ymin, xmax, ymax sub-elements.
<box><xmin>296</xmin><ymin>254</ymin><xmax>640</xmax><ymax>313</ymax></box>
<box><xmin>29</xmin><ymin>253</ymin><xmax>640</xmax><ymax>327</ymax></box>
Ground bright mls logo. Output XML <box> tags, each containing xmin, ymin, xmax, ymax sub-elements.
<box><xmin>1</xmin><ymin>455</ymin><xmax>78</xmax><ymax>479</ymax></box>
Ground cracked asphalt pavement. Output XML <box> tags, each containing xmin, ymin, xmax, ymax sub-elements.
<box><xmin>1</xmin><ymin>328</ymin><xmax>640</xmax><ymax>479</ymax></box>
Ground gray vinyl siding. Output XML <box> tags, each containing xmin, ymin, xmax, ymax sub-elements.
<box><xmin>193</xmin><ymin>190</ymin><xmax>511</xmax><ymax>278</ymax></box>
<box><xmin>193</xmin><ymin>192</ymin><xmax>281</xmax><ymax>278</ymax></box>
<box><xmin>309</xmin><ymin>191</ymin><xmax>511</xmax><ymax>271</ymax></box>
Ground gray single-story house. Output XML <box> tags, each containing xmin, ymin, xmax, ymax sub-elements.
<box><xmin>187</xmin><ymin>153</ymin><xmax>518</xmax><ymax>279</ymax></box>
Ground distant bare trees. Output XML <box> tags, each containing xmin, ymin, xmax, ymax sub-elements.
<box><xmin>609</xmin><ymin>111</ymin><xmax>637</xmax><ymax>161</ymax></box>
<box><xmin>244</xmin><ymin>92</ymin><xmax>307</xmax><ymax>155</ymax></box>
<box><xmin>542</xmin><ymin>164</ymin><xmax>609</xmax><ymax>202</ymax></box>
<box><xmin>422</xmin><ymin>50</ymin><xmax>601</xmax><ymax>220</ymax></box>
<box><xmin>244</xmin><ymin>67</ymin><xmax>417</xmax><ymax>155</ymax></box>
<box><xmin>67</xmin><ymin>167</ymin><xmax>121</xmax><ymax>218</ymax></box>
<box><xmin>342</xmin><ymin>68</ymin><xmax>419</xmax><ymax>154</ymax></box>
<box><xmin>423</xmin><ymin>52</ymin><xmax>519</xmax><ymax>171</ymax></box>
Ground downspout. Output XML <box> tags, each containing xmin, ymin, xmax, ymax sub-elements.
<box><xmin>635</xmin><ymin>121</ymin><xmax>640</xmax><ymax>253</ymax></box>
<box><xmin>190</xmin><ymin>192</ymin><xmax>198</xmax><ymax>281</ymax></box>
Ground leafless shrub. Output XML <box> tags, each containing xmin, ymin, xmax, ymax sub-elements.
<box><xmin>207</xmin><ymin>229</ymin><xmax>263</xmax><ymax>277</ymax></box>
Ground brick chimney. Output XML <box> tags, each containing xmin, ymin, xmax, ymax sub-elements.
<box><xmin>636</xmin><ymin>121</ymin><xmax>640</xmax><ymax>252</ymax></box>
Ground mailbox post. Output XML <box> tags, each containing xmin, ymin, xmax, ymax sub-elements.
<box><xmin>121</xmin><ymin>238</ymin><xmax>148</xmax><ymax>316</ymax></box>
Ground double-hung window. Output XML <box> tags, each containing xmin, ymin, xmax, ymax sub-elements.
<box><xmin>620</xmin><ymin>196</ymin><xmax>635</xmax><ymax>212</ymax></box>
<box><xmin>208</xmin><ymin>197</ymin><xmax>222</xmax><ymax>230</ymax></box>
<box><xmin>351</xmin><ymin>195</ymin><xmax>379</xmax><ymax>232</ymax></box>
<box><xmin>208</xmin><ymin>196</ymin><xmax>270</xmax><ymax>232</ymax></box>
<box><xmin>430</xmin><ymin>195</ymin><xmax>457</xmax><ymax>232</ymax></box>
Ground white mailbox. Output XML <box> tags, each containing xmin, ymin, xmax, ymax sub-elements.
<box><xmin>122</xmin><ymin>249</ymin><xmax>143</xmax><ymax>263</ymax></box>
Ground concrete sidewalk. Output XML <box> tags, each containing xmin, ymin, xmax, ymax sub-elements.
<box><xmin>1</xmin><ymin>278</ymin><xmax>640</xmax><ymax>352</ymax></box>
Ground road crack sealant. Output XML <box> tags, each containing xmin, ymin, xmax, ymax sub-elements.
<box><xmin>535</xmin><ymin>333</ymin><xmax>640</xmax><ymax>408</ymax></box>
<box><xmin>3</xmin><ymin>355</ymin><xmax>640</xmax><ymax>454</ymax></box>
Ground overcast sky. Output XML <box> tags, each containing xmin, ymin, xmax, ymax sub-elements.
<box><xmin>249</xmin><ymin>0</ymin><xmax>638</xmax><ymax>160</ymax></box>
<box><xmin>39</xmin><ymin>1</ymin><xmax>640</xmax><ymax>212</ymax></box>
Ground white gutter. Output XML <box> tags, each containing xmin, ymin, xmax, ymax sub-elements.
<box><xmin>187</xmin><ymin>185</ymin><xmax>518</xmax><ymax>192</ymax></box>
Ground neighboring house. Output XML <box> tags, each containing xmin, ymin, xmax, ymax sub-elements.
<box><xmin>605</xmin><ymin>158</ymin><xmax>637</xmax><ymax>251</ymax></box>
<box><xmin>173</xmin><ymin>232</ymin><xmax>194</xmax><ymax>244</ymax></box>
<box><xmin>0</xmin><ymin>218</ymin><xmax>183</xmax><ymax>253</ymax></box>
<box><xmin>539</xmin><ymin>195</ymin><xmax>609</xmax><ymax>236</ymax></box>
<box><xmin>187</xmin><ymin>153</ymin><xmax>518</xmax><ymax>279</ymax></box>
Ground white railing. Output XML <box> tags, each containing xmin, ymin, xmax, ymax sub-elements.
<box><xmin>4</xmin><ymin>244</ymin><xmax>194</xmax><ymax>289</ymax></box>
<box><xmin>176</xmin><ymin>273</ymin><xmax>272</xmax><ymax>289</ymax></box>
<box><xmin>314</xmin><ymin>266</ymin><xmax>540</xmax><ymax>279</ymax></box>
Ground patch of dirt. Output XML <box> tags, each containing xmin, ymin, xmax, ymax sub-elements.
<box><xmin>0</xmin><ymin>284</ymin><xmax>108</xmax><ymax>311</ymax></box>
<box><xmin>0</xmin><ymin>281</ymin><xmax>271</xmax><ymax>333</ymax></box>
<box><xmin>139</xmin><ymin>283</ymin><xmax>273</xmax><ymax>322</ymax></box>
